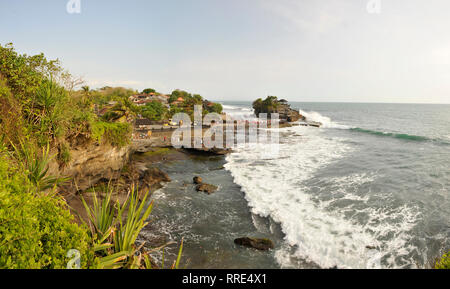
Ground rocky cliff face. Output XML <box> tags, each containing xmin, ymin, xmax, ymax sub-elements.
<box><xmin>49</xmin><ymin>142</ymin><xmax>132</xmax><ymax>192</ymax></box>
<box><xmin>276</xmin><ymin>102</ymin><xmax>304</xmax><ymax>122</ymax></box>
<box><xmin>253</xmin><ymin>97</ymin><xmax>305</xmax><ymax>122</ymax></box>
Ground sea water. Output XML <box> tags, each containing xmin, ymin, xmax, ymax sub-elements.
<box><xmin>141</xmin><ymin>102</ymin><xmax>450</xmax><ymax>269</ymax></box>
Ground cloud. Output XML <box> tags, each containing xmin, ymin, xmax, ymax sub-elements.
<box><xmin>261</xmin><ymin>0</ymin><xmax>351</xmax><ymax>35</ymax></box>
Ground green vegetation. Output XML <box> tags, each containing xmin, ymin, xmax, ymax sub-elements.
<box><xmin>0</xmin><ymin>43</ymin><xmax>132</xmax><ymax>149</ymax></box>
<box><xmin>435</xmin><ymin>252</ymin><xmax>450</xmax><ymax>269</ymax></box>
<box><xmin>0</xmin><ymin>151</ymin><xmax>94</xmax><ymax>269</ymax></box>
<box><xmin>0</xmin><ymin>43</ymin><xmax>180</xmax><ymax>269</ymax></box>
<box><xmin>252</xmin><ymin>95</ymin><xmax>279</xmax><ymax>117</ymax></box>
<box><xmin>12</xmin><ymin>142</ymin><xmax>68</xmax><ymax>191</ymax></box>
<box><xmin>168</xmin><ymin>89</ymin><xmax>223</xmax><ymax>119</ymax></box>
<box><xmin>142</xmin><ymin>88</ymin><xmax>156</xmax><ymax>94</ymax></box>
<box><xmin>141</xmin><ymin>101</ymin><xmax>168</xmax><ymax>121</ymax></box>
<box><xmin>91</xmin><ymin>121</ymin><xmax>131</xmax><ymax>147</ymax></box>
<box><xmin>82</xmin><ymin>186</ymin><xmax>184</xmax><ymax>269</ymax></box>
<box><xmin>57</xmin><ymin>142</ymin><xmax>71</xmax><ymax>166</ymax></box>
<box><xmin>206</xmin><ymin>102</ymin><xmax>223</xmax><ymax>114</ymax></box>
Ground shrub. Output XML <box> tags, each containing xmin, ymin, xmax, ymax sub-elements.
<box><xmin>91</xmin><ymin>121</ymin><xmax>131</xmax><ymax>147</ymax></box>
<box><xmin>141</xmin><ymin>101</ymin><xmax>167</xmax><ymax>121</ymax></box>
<box><xmin>0</xmin><ymin>153</ymin><xmax>94</xmax><ymax>269</ymax></box>
<box><xmin>252</xmin><ymin>96</ymin><xmax>279</xmax><ymax>117</ymax></box>
<box><xmin>435</xmin><ymin>252</ymin><xmax>450</xmax><ymax>269</ymax></box>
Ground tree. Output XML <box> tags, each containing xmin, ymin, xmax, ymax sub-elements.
<box><xmin>141</xmin><ymin>101</ymin><xmax>167</xmax><ymax>121</ymax></box>
<box><xmin>142</xmin><ymin>88</ymin><xmax>156</xmax><ymax>94</ymax></box>
<box><xmin>252</xmin><ymin>96</ymin><xmax>279</xmax><ymax>117</ymax></box>
<box><xmin>210</xmin><ymin>103</ymin><xmax>223</xmax><ymax>114</ymax></box>
<box><xmin>169</xmin><ymin>89</ymin><xmax>190</xmax><ymax>103</ymax></box>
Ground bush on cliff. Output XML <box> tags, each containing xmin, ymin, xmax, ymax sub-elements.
<box><xmin>0</xmin><ymin>152</ymin><xmax>94</xmax><ymax>269</ymax></box>
<box><xmin>91</xmin><ymin>121</ymin><xmax>131</xmax><ymax>148</ymax></box>
<box><xmin>252</xmin><ymin>96</ymin><xmax>279</xmax><ymax>117</ymax></box>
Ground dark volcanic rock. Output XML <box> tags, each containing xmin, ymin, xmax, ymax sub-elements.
<box><xmin>138</xmin><ymin>167</ymin><xmax>171</xmax><ymax>198</ymax></box>
<box><xmin>234</xmin><ymin>237</ymin><xmax>275</xmax><ymax>251</ymax></box>
<box><xmin>196</xmin><ymin>183</ymin><xmax>218</xmax><ymax>194</ymax></box>
<box><xmin>193</xmin><ymin>176</ymin><xmax>203</xmax><ymax>184</ymax></box>
<box><xmin>142</xmin><ymin>167</ymin><xmax>171</xmax><ymax>184</ymax></box>
<box><xmin>182</xmin><ymin>147</ymin><xmax>232</xmax><ymax>155</ymax></box>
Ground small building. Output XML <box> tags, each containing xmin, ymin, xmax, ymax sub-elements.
<box><xmin>171</xmin><ymin>97</ymin><xmax>185</xmax><ymax>106</ymax></box>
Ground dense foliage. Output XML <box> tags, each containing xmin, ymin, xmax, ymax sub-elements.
<box><xmin>0</xmin><ymin>151</ymin><xmax>95</xmax><ymax>269</ymax></box>
<box><xmin>0</xmin><ymin>43</ymin><xmax>132</xmax><ymax>150</ymax></box>
<box><xmin>91</xmin><ymin>121</ymin><xmax>132</xmax><ymax>147</ymax></box>
<box><xmin>141</xmin><ymin>101</ymin><xmax>168</xmax><ymax>121</ymax></box>
<box><xmin>0</xmin><ymin>43</ymin><xmax>140</xmax><ymax>269</ymax></box>
<box><xmin>168</xmin><ymin>89</ymin><xmax>222</xmax><ymax>119</ymax></box>
<box><xmin>252</xmin><ymin>96</ymin><xmax>279</xmax><ymax>117</ymax></box>
<box><xmin>435</xmin><ymin>252</ymin><xmax>450</xmax><ymax>269</ymax></box>
<box><xmin>142</xmin><ymin>88</ymin><xmax>156</xmax><ymax>94</ymax></box>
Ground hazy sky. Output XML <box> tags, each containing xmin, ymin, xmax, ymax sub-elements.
<box><xmin>1</xmin><ymin>0</ymin><xmax>450</xmax><ymax>103</ymax></box>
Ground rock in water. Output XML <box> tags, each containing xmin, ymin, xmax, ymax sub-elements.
<box><xmin>193</xmin><ymin>176</ymin><xmax>203</xmax><ymax>184</ymax></box>
<box><xmin>138</xmin><ymin>167</ymin><xmax>171</xmax><ymax>198</ymax></box>
<box><xmin>234</xmin><ymin>237</ymin><xmax>275</xmax><ymax>251</ymax></box>
<box><xmin>196</xmin><ymin>183</ymin><xmax>218</xmax><ymax>194</ymax></box>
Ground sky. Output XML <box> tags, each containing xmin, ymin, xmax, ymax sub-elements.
<box><xmin>1</xmin><ymin>0</ymin><xmax>450</xmax><ymax>104</ymax></box>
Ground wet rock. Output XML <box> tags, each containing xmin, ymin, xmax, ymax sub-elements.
<box><xmin>142</xmin><ymin>167</ymin><xmax>171</xmax><ymax>184</ymax></box>
<box><xmin>182</xmin><ymin>147</ymin><xmax>232</xmax><ymax>155</ymax></box>
<box><xmin>138</xmin><ymin>167</ymin><xmax>171</xmax><ymax>198</ymax></box>
<box><xmin>196</xmin><ymin>183</ymin><xmax>218</xmax><ymax>194</ymax></box>
<box><xmin>234</xmin><ymin>237</ymin><xmax>274</xmax><ymax>251</ymax></box>
<box><xmin>193</xmin><ymin>176</ymin><xmax>203</xmax><ymax>184</ymax></box>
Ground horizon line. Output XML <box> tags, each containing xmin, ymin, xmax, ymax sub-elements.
<box><xmin>213</xmin><ymin>100</ymin><xmax>450</xmax><ymax>105</ymax></box>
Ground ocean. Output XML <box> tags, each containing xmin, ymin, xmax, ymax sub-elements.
<box><xmin>141</xmin><ymin>102</ymin><xmax>450</xmax><ymax>269</ymax></box>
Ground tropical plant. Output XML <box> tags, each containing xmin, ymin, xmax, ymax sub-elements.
<box><xmin>82</xmin><ymin>184</ymin><xmax>184</xmax><ymax>269</ymax></box>
<box><xmin>12</xmin><ymin>141</ymin><xmax>68</xmax><ymax>191</ymax></box>
<box><xmin>81</xmin><ymin>186</ymin><xmax>116</xmax><ymax>242</ymax></box>
<box><xmin>114</xmin><ymin>186</ymin><xmax>154</xmax><ymax>253</ymax></box>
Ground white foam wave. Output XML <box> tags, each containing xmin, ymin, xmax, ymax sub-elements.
<box><xmin>224</xmin><ymin>127</ymin><xmax>420</xmax><ymax>269</ymax></box>
<box><xmin>222</xmin><ymin>104</ymin><xmax>257</xmax><ymax>121</ymax></box>
<box><xmin>299</xmin><ymin>110</ymin><xmax>350</xmax><ymax>129</ymax></box>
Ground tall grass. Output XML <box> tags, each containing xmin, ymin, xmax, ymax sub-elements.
<box><xmin>82</xmin><ymin>184</ymin><xmax>183</xmax><ymax>269</ymax></box>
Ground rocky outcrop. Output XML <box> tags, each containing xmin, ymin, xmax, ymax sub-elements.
<box><xmin>182</xmin><ymin>147</ymin><xmax>232</xmax><ymax>155</ymax></box>
<box><xmin>193</xmin><ymin>176</ymin><xmax>218</xmax><ymax>194</ymax></box>
<box><xmin>132</xmin><ymin>138</ymin><xmax>172</xmax><ymax>153</ymax></box>
<box><xmin>193</xmin><ymin>176</ymin><xmax>203</xmax><ymax>184</ymax></box>
<box><xmin>253</xmin><ymin>96</ymin><xmax>305</xmax><ymax>122</ymax></box>
<box><xmin>234</xmin><ymin>237</ymin><xmax>275</xmax><ymax>251</ymax></box>
<box><xmin>49</xmin><ymin>142</ymin><xmax>132</xmax><ymax>192</ymax></box>
<box><xmin>139</xmin><ymin>167</ymin><xmax>171</xmax><ymax>196</ymax></box>
<box><xmin>196</xmin><ymin>183</ymin><xmax>218</xmax><ymax>194</ymax></box>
